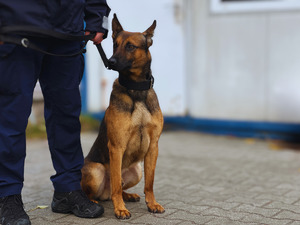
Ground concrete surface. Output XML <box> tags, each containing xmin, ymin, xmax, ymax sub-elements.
<box><xmin>19</xmin><ymin>131</ymin><xmax>300</xmax><ymax>224</ymax></box>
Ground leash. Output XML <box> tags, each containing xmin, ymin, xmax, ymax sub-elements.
<box><xmin>0</xmin><ymin>26</ymin><xmax>155</xmax><ymax>89</ymax></box>
<box><xmin>95</xmin><ymin>43</ymin><xmax>111</xmax><ymax>70</ymax></box>
<box><xmin>0</xmin><ymin>26</ymin><xmax>156</xmax><ymax>90</ymax></box>
<box><xmin>0</xmin><ymin>25</ymin><xmax>112</xmax><ymax>69</ymax></box>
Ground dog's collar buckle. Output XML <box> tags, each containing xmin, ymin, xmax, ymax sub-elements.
<box><xmin>150</xmin><ymin>76</ymin><xmax>154</xmax><ymax>89</ymax></box>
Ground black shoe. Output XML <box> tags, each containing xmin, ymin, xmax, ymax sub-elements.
<box><xmin>51</xmin><ymin>190</ymin><xmax>104</xmax><ymax>218</ymax></box>
<box><xmin>0</xmin><ymin>194</ymin><xmax>31</xmax><ymax>225</ymax></box>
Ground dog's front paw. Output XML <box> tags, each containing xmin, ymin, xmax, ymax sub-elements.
<box><xmin>115</xmin><ymin>208</ymin><xmax>131</xmax><ymax>219</ymax></box>
<box><xmin>147</xmin><ymin>202</ymin><xmax>165</xmax><ymax>213</ymax></box>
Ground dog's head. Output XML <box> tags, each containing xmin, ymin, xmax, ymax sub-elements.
<box><xmin>108</xmin><ymin>14</ymin><xmax>156</xmax><ymax>76</ymax></box>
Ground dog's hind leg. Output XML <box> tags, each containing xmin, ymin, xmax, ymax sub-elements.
<box><xmin>81</xmin><ymin>161</ymin><xmax>106</xmax><ymax>203</ymax></box>
<box><xmin>122</xmin><ymin>162</ymin><xmax>142</xmax><ymax>202</ymax></box>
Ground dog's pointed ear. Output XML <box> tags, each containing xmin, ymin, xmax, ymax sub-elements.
<box><xmin>143</xmin><ymin>20</ymin><xmax>156</xmax><ymax>48</ymax></box>
<box><xmin>112</xmin><ymin>13</ymin><xmax>123</xmax><ymax>39</ymax></box>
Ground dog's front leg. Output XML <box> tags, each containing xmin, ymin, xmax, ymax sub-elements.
<box><xmin>109</xmin><ymin>143</ymin><xmax>131</xmax><ymax>219</ymax></box>
<box><xmin>144</xmin><ymin>140</ymin><xmax>165</xmax><ymax>213</ymax></box>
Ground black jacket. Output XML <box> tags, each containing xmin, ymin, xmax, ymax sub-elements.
<box><xmin>0</xmin><ymin>0</ymin><xmax>110</xmax><ymax>37</ymax></box>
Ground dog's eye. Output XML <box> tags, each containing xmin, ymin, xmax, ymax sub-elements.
<box><xmin>126</xmin><ymin>43</ymin><xmax>137</xmax><ymax>51</ymax></box>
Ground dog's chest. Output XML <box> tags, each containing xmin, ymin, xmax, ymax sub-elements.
<box><xmin>123</xmin><ymin>102</ymin><xmax>152</xmax><ymax>167</ymax></box>
<box><xmin>131</xmin><ymin>102</ymin><xmax>151</xmax><ymax>126</ymax></box>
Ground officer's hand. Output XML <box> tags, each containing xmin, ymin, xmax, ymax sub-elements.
<box><xmin>85</xmin><ymin>31</ymin><xmax>104</xmax><ymax>45</ymax></box>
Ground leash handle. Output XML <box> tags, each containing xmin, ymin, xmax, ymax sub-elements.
<box><xmin>0</xmin><ymin>34</ymin><xmax>88</xmax><ymax>57</ymax></box>
<box><xmin>96</xmin><ymin>43</ymin><xmax>111</xmax><ymax>70</ymax></box>
<box><xmin>0</xmin><ymin>26</ymin><xmax>94</xmax><ymax>41</ymax></box>
<box><xmin>0</xmin><ymin>26</ymin><xmax>96</xmax><ymax>57</ymax></box>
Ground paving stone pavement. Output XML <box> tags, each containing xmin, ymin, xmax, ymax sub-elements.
<box><xmin>18</xmin><ymin>131</ymin><xmax>300</xmax><ymax>224</ymax></box>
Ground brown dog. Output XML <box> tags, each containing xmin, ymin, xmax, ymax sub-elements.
<box><xmin>81</xmin><ymin>14</ymin><xmax>164</xmax><ymax>219</ymax></box>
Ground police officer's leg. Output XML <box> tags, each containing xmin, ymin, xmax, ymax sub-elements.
<box><xmin>0</xmin><ymin>44</ymin><xmax>41</xmax><ymax>197</ymax></box>
<box><xmin>0</xmin><ymin>44</ymin><xmax>42</xmax><ymax>225</ymax></box>
<box><xmin>39</xmin><ymin>40</ymin><xmax>84</xmax><ymax>192</ymax></box>
<box><xmin>39</xmin><ymin>41</ymin><xmax>103</xmax><ymax>218</ymax></box>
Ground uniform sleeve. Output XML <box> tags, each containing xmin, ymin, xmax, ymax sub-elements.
<box><xmin>84</xmin><ymin>0</ymin><xmax>111</xmax><ymax>39</ymax></box>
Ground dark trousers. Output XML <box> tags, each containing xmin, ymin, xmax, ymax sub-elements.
<box><xmin>0</xmin><ymin>39</ymin><xmax>85</xmax><ymax>197</ymax></box>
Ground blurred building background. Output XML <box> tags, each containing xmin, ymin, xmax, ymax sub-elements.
<box><xmin>32</xmin><ymin>0</ymin><xmax>300</xmax><ymax>140</ymax></box>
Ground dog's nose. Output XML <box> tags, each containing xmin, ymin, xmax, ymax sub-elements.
<box><xmin>108</xmin><ymin>57</ymin><xmax>117</xmax><ymax>66</ymax></box>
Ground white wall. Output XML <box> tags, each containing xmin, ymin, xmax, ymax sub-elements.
<box><xmin>268</xmin><ymin>13</ymin><xmax>300</xmax><ymax>122</ymax></box>
<box><xmin>184</xmin><ymin>0</ymin><xmax>300</xmax><ymax>123</ymax></box>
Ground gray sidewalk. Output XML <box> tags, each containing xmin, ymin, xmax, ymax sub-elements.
<box><xmin>22</xmin><ymin>131</ymin><xmax>300</xmax><ymax>225</ymax></box>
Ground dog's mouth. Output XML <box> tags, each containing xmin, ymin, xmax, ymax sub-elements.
<box><xmin>108</xmin><ymin>57</ymin><xmax>132</xmax><ymax>72</ymax></box>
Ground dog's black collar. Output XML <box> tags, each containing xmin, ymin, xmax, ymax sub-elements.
<box><xmin>118</xmin><ymin>74</ymin><xmax>154</xmax><ymax>91</ymax></box>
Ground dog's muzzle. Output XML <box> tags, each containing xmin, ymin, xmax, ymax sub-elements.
<box><xmin>108</xmin><ymin>57</ymin><xmax>117</xmax><ymax>67</ymax></box>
